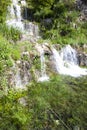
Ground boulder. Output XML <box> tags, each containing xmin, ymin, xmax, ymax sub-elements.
<box><xmin>78</xmin><ymin>52</ymin><xmax>87</xmax><ymax>66</ymax></box>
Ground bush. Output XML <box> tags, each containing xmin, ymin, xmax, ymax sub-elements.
<box><xmin>0</xmin><ymin>35</ymin><xmax>13</xmax><ymax>74</ymax></box>
<box><xmin>0</xmin><ymin>24</ymin><xmax>22</xmax><ymax>42</ymax></box>
<box><xmin>0</xmin><ymin>89</ymin><xmax>30</xmax><ymax>130</ymax></box>
<box><xmin>26</xmin><ymin>75</ymin><xmax>87</xmax><ymax>129</ymax></box>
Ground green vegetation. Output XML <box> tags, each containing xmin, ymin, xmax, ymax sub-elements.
<box><xmin>0</xmin><ymin>76</ymin><xmax>87</xmax><ymax>130</ymax></box>
<box><xmin>0</xmin><ymin>0</ymin><xmax>87</xmax><ymax>130</ymax></box>
<box><xmin>26</xmin><ymin>0</ymin><xmax>87</xmax><ymax>45</ymax></box>
<box><xmin>0</xmin><ymin>24</ymin><xmax>22</xmax><ymax>42</ymax></box>
<box><xmin>27</xmin><ymin>76</ymin><xmax>87</xmax><ymax>130</ymax></box>
<box><xmin>0</xmin><ymin>89</ymin><xmax>29</xmax><ymax>130</ymax></box>
<box><xmin>0</xmin><ymin>35</ymin><xmax>12</xmax><ymax>74</ymax></box>
<box><xmin>0</xmin><ymin>0</ymin><xmax>21</xmax><ymax>42</ymax></box>
<box><xmin>0</xmin><ymin>0</ymin><xmax>11</xmax><ymax>22</ymax></box>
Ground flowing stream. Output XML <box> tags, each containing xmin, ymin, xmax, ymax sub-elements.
<box><xmin>52</xmin><ymin>45</ymin><xmax>87</xmax><ymax>77</ymax></box>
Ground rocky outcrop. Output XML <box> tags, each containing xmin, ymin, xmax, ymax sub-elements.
<box><xmin>76</xmin><ymin>44</ymin><xmax>87</xmax><ymax>66</ymax></box>
<box><xmin>35</xmin><ymin>43</ymin><xmax>52</xmax><ymax>56</ymax></box>
<box><xmin>8</xmin><ymin>51</ymin><xmax>32</xmax><ymax>89</ymax></box>
<box><xmin>76</xmin><ymin>0</ymin><xmax>87</xmax><ymax>20</ymax></box>
<box><xmin>8</xmin><ymin>43</ymin><xmax>87</xmax><ymax>90</ymax></box>
<box><xmin>78</xmin><ymin>52</ymin><xmax>87</xmax><ymax>66</ymax></box>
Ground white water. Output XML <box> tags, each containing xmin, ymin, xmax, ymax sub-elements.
<box><xmin>21</xmin><ymin>0</ymin><xmax>27</xmax><ymax>6</ymax></box>
<box><xmin>22</xmin><ymin>62</ymin><xmax>29</xmax><ymax>86</ymax></box>
<box><xmin>7</xmin><ymin>0</ymin><xmax>24</xmax><ymax>30</ymax></box>
<box><xmin>11</xmin><ymin>63</ymin><xmax>24</xmax><ymax>89</ymax></box>
<box><xmin>52</xmin><ymin>45</ymin><xmax>87</xmax><ymax>77</ymax></box>
<box><xmin>37</xmin><ymin>46</ymin><xmax>49</xmax><ymax>82</ymax></box>
<box><xmin>11</xmin><ymin>61</ymin><xmax>28</xmax><ymax>89</ymax></box>
<box><xmin>15</xmin><ymin>68</ymin><xmax>24</xmax><ymax>89</ymax></box>
<box><xmin>6</xmin><ymin>0</ymin><xmax>39</xmax><ymax>37</ymax></box>
<box><xmin>24</xmin><ymin>22</ymin><xmax>39</xmax><ymax>37</ymax></box>
<box><xmin>61</xmin><ymin>45</ymin><xmax>78</xmax><ymax>65</ymax></box>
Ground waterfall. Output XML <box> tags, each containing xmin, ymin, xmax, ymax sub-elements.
<box><xmin>21</xmin><ymin>0</ymin><xmax>27</xmax><ymax>19</ymax></box>
<box><xmin>11</xmin><ymin>63</ymin><xmax>24</xmax><ymax>89</ymax></box>
<box><xmin>15</xmin><ymin>68</ymin><xmax>24</xmax><ymax>89</ymax></box>
<box><xmin>61</xmin><ymin>45</ymin><xmax>78</xmax><ymax>65</ymax></box>
<box><xmin>11</xmin><ymin>61</ymin><xmax>29</xmax><ymax>90</ymax></box>
<box><xmin>38</xmin><ymin>46</ymin><xmax>49</xmax><ymax>82</ymax></box>
<box><xmin>40</xmin><ymin>49</ymin><xmax>47</xmax><ymax>77</ymax></box>
<box><xmin>12</xmin><ymin>0</ymin><xmax>22</xmax><ymax>21</ymax></box>
<box><xmin>52</xmin><ymin>45</ymin><xmax>87</xmax><ymax>77</ymax></box>
<box><xmin>24</xmin><ymin>7</ymin><xmax>27</xmax><ymax>19</ymax></box>
<box><xmin>21</xmin><ymin>61</ymin><xmax>29</xmax><ymax>86</ymax></box>
<box><xmin>24</xmin><ymin>22</ymin><xmax>39</xmax><ymax>38</ymax></box>
<box><xmin>7</xmin><ymin>0</ymin><xmax>24</xmax><ymax>30</ymax></box>
<box><xmin>6</xmin><ymin>0</ymin><xmax>40</xmax><ymax>38</ymax></box>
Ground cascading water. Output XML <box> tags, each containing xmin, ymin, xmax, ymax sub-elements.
<box><xmin>61</xmin><ymin>45</ymin><xmax>78</xmax><ymax>65</ymax></box>
<box><xmin>7</xmin><ymin>0</ymin><xmax>24</xmax><ymax>30</ymax></box>
<box><xmin>24</xmin><ymin>22</ymin><xmax>39</xmax><ymax>37</ymax></box>
<box><xmin>10</xmin><ymin>61</ymin><xmax>29</xmax><ymax>89</ymax></box>
<box><xmin>6</xmin><ymin>0</ymin><xmax>40</xmax><ymax>37</ymax></box>
<box><xmin>36</xmin><ymin>45</ymin><xmax>49</xmax><ymax>82</ymax></box>
<box><xmin>52</xmin><ymin>45</ymin><xmax>87</xmax><ymax>77</ymax></box>
<box><xmin>11</xmin><ymin>62</ymin><xmax>24</xmax><ymax>89</ymax></box>
<box><xmin>15</xmin><ymin>67</ymin><xmax>24</xmax><ymax>89</ymax></box>
<box><xmin>21</xmin><ymin>61</ymin><xmax>30</xmax><ymax>86</ymax></box>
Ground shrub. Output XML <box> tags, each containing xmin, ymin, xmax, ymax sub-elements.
<box><xmin>0</xmin><ymin>35</ymin><xmax>13</xmax><ymax>74</ymax></box>
<box><xmin>0</xmin><ymin>24</ymin><xmax>22</xmax><ymax>42</ymax></box>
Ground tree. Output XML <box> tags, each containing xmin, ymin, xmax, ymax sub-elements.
<box><xmin>26</xmin><ymin>0</ymin><xmax>56</xmax><ymax>20</ymax></box>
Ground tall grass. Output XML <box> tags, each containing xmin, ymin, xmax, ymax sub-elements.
<box><xmin>0</xmin><ymin>23</ymin><xmax>22</xmax><ymax>42</ymax></box>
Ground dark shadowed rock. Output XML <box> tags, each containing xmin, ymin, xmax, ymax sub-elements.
<box><xmin>76</xmin><ymin>0</ymin><xmax>87</xmax><ymax>20</ymax></box>
<box><xmin>78</xmin><ymin>52</ymin><xmax>87</xmax><ymax>66</ymax></box>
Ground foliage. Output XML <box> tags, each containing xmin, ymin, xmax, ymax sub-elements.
<box><xmin>0</xmin><ymin>40</ymin><xmax>87</xmax><ymax>130</ymax></box>
<box><xmin>0</xmin><ymin>0</ymin><xmax>87</xmax><ymax>130</ymax></box>
<box><xmin>0</xmin><ymin>0</ymin><xmax>11</xmax><ymax>22</ymax></box>
<box><xmin>0</xmin><ymin>89</ymin><xmax>30</xmax><ymax>130</ymax></box>
<box><xmin>26</xmin><ymin>0</ymin><xmax>87</xmax><ymax>45</ymax></box>
<box><xmin>0</xmin><ymin>35</ymin><xmax>12</xmax><ymax>75</ymax></box>
<box><xmin>0</xmin><ymin>24</ymin><xmax>22</xmax><ymax>42</ymax></box>
<box><xmin>11</xmin><ymin>45</ymin><xmax>21</xmax><ymax>61</ymax></box>
<box><xmin>26</xmin><ymin>75</ymin><xmax>87</xmax><ymax>129</ymax></box>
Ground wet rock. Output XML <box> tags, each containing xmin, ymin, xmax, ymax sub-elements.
<box><xmin>18</xmin><ymin>97</ymin><xmax>27</xmax><ymax>106</ymax></box>
<box><xmin>41</xmin><ymin>18</ymin><xmax>53</xmax><ymax>29</ymax></box>
<box><xmin>78</xmin><ymin>52</ymin><xmax>87</xmax><ymax>66</ymax></box>
<box><xmin>76</xmin><ymin>0</ymin><xmax>87</xmax><ymax>20</ymax></box>
<box><xmin>53</xmin><ymin>44</ymin><xmax>61</xmax><ymax>51</ymax></box>
<box><xmin>42</xmin><ymin>43</ymin><xmax>52</xmax><ymax>55</ymax></box>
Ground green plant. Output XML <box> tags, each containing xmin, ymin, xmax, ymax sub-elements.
<box><xmin>0</xmin><ymin>89</ymin><xmax>31</xmax><ymax>130</ymax></box>
<box><xmin>0</xmin><ymin>24</ymin><xmax>22</xmax><ymax>42</ymax></box>
<box><xmin>0</xmin><ymin>35</ymin><xmax>13</xmax><ymax>74</ymax></box>
<box><xmin>0</xmin><ymin>0</ymin><xmax>11</xmax><ymax>22</ymax></box>
<box><xmin>26</xmin><ymin>75</ymin><xmax>87</xmax><ymax>129</ymax></box>
<box><xmin>11</xmin><ymin>47</ymin><xmax>21</xmax><ymax>61</ymax></box>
